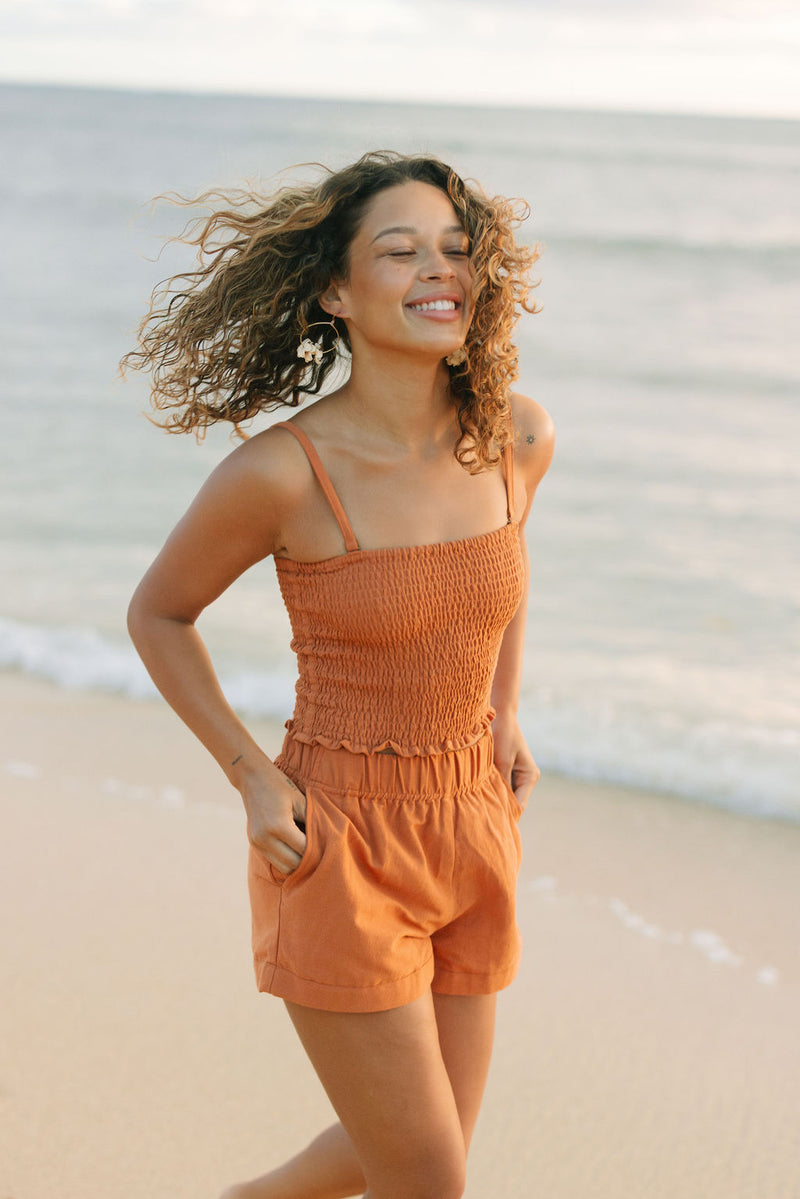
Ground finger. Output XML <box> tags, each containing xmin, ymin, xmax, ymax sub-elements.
<box><xmin>512</xmin><ymin>767</ymin><xmax>540</xmax><ymax>807</ymax></box>
<box><xmin>253</xmin><ymin>832</ymin><xmax>304</xmax><ymax>875</ymax></box>
<box><xmin>278</xmin><ymin>841</ymin><xmax>304</xmax><ymax>872</ymax></box>
<box><xmin>282</xmin><ymin>813</ymin><xmax>307</xmax><ymax>859</ymax></box>
<box><xmin>292</xmin><ymin>791</ymin><xmax>308</xmax><ymax>830</ymax></box>
<box><xmin>515</xmin><ymin>785</ymin><xmax>533</xmax><ymax>811</ymax></box>
<box><xmin>250</xmin><ymin>806</ymin><xmax>307</xmax><ymax>872</ymax></box>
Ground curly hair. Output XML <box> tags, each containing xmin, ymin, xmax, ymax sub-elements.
<box><xmin>120</xmin><ymin>150</ymin><xmax>541</xmax><ymax>471</ymax></box>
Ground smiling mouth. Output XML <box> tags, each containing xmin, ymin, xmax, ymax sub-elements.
<box><xmin>407</xmin><ymin>300</ymin><xmax>459</xmax><ymax>312</ymax></box>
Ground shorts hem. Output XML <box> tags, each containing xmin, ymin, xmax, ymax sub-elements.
<box><xmin>431</xmin><ymin>958</ymin><xmax>520</xmax><ymax>997</ymax></box>
<box><xmin>254</xmin><ymin>956</ymin><xmax>436</xmax><ymax>1013</ymax></box>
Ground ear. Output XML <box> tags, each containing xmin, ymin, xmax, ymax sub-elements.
<box><xmin>318</xmin><ymin>281</ymin><xmax>350</xmax><ymax>319</ymax></box>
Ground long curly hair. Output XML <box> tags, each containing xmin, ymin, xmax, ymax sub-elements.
<box><xmin>121</xmin><ymin>150</ymin><xmax>541</xmax><ymax>470</ymax></box>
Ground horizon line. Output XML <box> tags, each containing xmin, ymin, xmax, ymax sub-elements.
<box><xmin>2</xmin><ymin>76</ymin><xmax>799</xmax><ymax>126</ymax></box>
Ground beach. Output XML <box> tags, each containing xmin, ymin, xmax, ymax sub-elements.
<box><xmin>2</xmin><ymin>672</ymin><xmax>798</xmax><ymax>1199</ymax></box>
<box><xmin>2</xmin><ymin>83</ymin><xmax>798</xmax><ymax>1198</ymax></box>
<box><xmin>3</xmin><ymin>84</ymin><xmax>799</xmax><ymax>824</ymax></box>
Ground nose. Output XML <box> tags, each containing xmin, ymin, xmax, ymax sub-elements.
<box><xmin>420</xmin><ymin>246</ymin><xmax>455</xmax><ymax>280</ymax></box>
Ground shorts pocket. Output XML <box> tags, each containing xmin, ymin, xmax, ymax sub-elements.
<box><xmin>496</xmin><ymin>767</ymin><xmax>524</xmax><ymax>822</ymax></box>
<box><xmin>271</xmin><ymin>787</ymin><xmax>316</xmax><ymax>886</ymax></box>
<box><xmin>249</xmin><ymin>790</ymin><xmax>316</xmax><ymax>887</ymax></box>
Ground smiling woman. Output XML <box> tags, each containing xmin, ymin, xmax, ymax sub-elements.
<box><xmin>121</xmin><ymin>150</ymin><xmax>541</xmax><ymax>469</ymax></box>
<box><xmin>121</xmin><ymin>150</ymin><xmax>554</xmax><ymax>1199</ymax></box>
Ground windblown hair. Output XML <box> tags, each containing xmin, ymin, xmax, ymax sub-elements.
<box><xmin>120</xmin><ymin>150</ymin><xmax>541</xmax><ymax>470</ymax></box>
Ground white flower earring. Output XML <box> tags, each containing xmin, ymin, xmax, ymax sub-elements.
<box><xmin>296</xmin><ymin>319</ymin><xmax>340</xmax><ymax>365</ymax></box>
<box><xmin>445</xmin><ymin>345</ymin><xmax>467</xmax><ymax>367</ymax></box>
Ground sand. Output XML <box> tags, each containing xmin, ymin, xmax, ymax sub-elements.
<box><xmin>1</xmin><ymin>672</ymin><xmax>798</xmax><ymax>1199</ymax></box>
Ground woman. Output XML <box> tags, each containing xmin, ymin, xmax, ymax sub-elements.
<box><xmin>124</xmin><ymin>150</ymin><xmax>554</xmax><ymax>1199</ymax></box>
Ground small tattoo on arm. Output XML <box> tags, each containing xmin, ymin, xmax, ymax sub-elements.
<box><xmin>526</xmin><ymin>433</ymin><xmax>536</xmax><ymax>445</ymax></box>
<box><xmin>231</xmin><ymin>753</ymin><xmax>244</xmax><ymax>767</ymax></box>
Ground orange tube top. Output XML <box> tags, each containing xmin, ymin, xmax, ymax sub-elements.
<box><xmin>272</xmin><ymin>423</ymin><xmax>525</xmax><ymax>757</ymax></box>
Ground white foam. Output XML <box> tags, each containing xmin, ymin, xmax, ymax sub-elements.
<box><xmin>530</xmin><ymin>886</ymin><xmax>772</xmax><ymax>978</ymax></box>
<box><xmin>519</xmin><ymin>684</ymin><xmax>800</xmax><ymax>823</ymax></box>
<box><xmin>609</xmin><ymin>898</ymin><xmax>670</xmax><ymax>943</ymax></box>
<box><xmin>0</xmin><ymin>617</ymin><xmax>296</xmax><ymax>720</ymax></box>
<box><xmin>688</xmin><ymin>929</ymin><xmax>743</xmax><ymax>967</ymax></box>
<box><xmin>160</xmin><ymin>784</ymin><xmax>185</xmax><ymax>810</ymax></box>
<box><xmin>3</xmin><ymin>759</ymin><xmax>41</xmax><ymax>780</ymax></box>
<box><xmin>101</xmin><ymin>776</ymin><xmax>185</xmax><ymax>809</ymax></box>
<box><xmin>1</xmin><ymin>615</ymin><xmax>798</xmax><ymax>824</ymax></box>
<box><xmin>528</xmin><ymin>875</ymin><xmax>558</xmax><ymax>893</ymax></box>
<box><xmin>0</xmin><ymin>617</ymin><xmax>157</xmax><ymax>698</ymax></box>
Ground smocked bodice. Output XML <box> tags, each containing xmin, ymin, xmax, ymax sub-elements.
<box><xmin>272</xmin><ymin>423</ymin><xmax>525</xmax><ymax>756</ymax></box>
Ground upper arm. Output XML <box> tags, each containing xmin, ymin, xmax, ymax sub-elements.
<box><xmin>509</xmin><ymin>391</ymin><xmax>555</xmax><ymax>527</ymax></box>
<box><xmin>129</xmin><ymin>428</ymin><xmax>300</xmax><ymax>624</ymax></box>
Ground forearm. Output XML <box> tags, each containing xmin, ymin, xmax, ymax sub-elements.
<box><xmin>127</xmin><ymin>599</ymin><xmax>272</xmax><ymax>791</ymax></box>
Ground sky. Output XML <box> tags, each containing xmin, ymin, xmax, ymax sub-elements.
<box><xmin>1</xmin><ymin>0</ymin><xmax>799</xmax><ymax>119</ymax></box>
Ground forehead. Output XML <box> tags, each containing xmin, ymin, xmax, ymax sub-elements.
<box><xmin>355</xmin><ymin>180</ymin><xmax>464</xmax><ymax>238</ymax></box>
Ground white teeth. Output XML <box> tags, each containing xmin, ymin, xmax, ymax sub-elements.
<box><xmin>410</xmin><ymin>300</ymin><xmax>457</xmax><ymax>311</ymax></box>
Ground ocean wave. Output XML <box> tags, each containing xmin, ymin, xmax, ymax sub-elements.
<box><xmin>0</xmin><ymin>617</ymin><xmax>296</xmax><ymax>721</ymax></box>
<box><xmin>1</xmin><ymin>617</ymin><xmax>797</xmax><ymax>825</ymax></box>
<box><xmin>525</xmin><ymin>701</ymin><xmax>800</xmax><ymax>824</ymax></box>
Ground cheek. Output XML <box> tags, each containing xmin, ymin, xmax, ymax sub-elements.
<box><xmin>350</xmin><ymin>267</ymin><xmax>409</xmax><ymax>314</ymax></box>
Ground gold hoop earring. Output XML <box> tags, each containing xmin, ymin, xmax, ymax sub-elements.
<box><xmin>296</xmin><ymin>319</ymin><xmax>340</xmax><ymax>365</ymax></box>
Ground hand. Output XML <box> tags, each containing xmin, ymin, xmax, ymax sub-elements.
<box><xmin>492</xmin><ymin>712</ymin><xmax>540</xmax><ymax>813</ymax></box>
<box><xmin>237</xmin><ymin>762</ymin><xmax>308</xmax><ymax>875</ymax></box>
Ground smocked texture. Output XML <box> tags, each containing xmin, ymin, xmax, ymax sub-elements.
<box><xmin>275</xmin><ymin>523</ymin><xmax>524</xmax><ymax>755</ymax></box>
<box><xmin>272</xmin><ymin>420</ymin><xmax>525</xmax><ymax>756</ymax></box>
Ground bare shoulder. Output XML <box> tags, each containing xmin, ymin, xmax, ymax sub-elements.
<box><xmin>509</xmin><ymin>391</ymin><xmax>555</xmax><ymax>493</ymax></box>
<box><xmin>170</xmin><ymin>418</ymin><xmax>320</xmax><ymax>565</ymax></box>
<box><xmin>210</xmin><ymin>419</ymin><xmax>317</xmax><ymax>508</ymax></box>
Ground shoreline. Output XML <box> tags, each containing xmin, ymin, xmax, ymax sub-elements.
<box><xmin>2</xmin><ymin>672</ymin><xmax>799</xmax><ymax>1198</ymax></box>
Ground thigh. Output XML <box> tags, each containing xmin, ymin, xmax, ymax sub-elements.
<box><xmin>433</xmin><ymin>992</ymin><xmax>497</xmax><ymax>1151</ymax></box>
<box><xmin>285</xmin><ymin>993</ymin><xmax>466</xmax><ymax>1198</ymax></box>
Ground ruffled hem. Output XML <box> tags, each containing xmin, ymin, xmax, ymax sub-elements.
<box><xmin>283</xmin><ymin>711</ymin><xmax>495</xmax><ymax>758</ymax></box>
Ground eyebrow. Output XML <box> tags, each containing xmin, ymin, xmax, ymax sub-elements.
<box><xmin>371</xmin><ymin>224</ymin><xmax>467</xmax><ymax>243</ymax></box>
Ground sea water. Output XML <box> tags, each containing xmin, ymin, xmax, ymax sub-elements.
<box><xmin>1</xmin><ymin>83</ymin><xmax>798</xmax><ymax>819</ymax></box>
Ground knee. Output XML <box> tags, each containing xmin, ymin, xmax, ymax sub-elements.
<box><xmin>420</xmin><ymin>1162</ymin><xmax>465</xmax><ymax>1199</ymax></box>
<box><xmin>381</xmin><ymin>1145</ymin><xmax>466</xmax><ymax>1199</ymax></box>
<box><xmin>421</xmin><ymin>1163</ymin><xmax>465</xmax><ymax>1199</ymax></box>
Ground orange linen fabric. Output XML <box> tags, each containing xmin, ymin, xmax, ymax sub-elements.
<box><xmin>249</xmin><ymin>732</ymin><xmax>523</xmax><ymax>1012</ymax></box>
<box><xmin>247</xmin><ymin>421</ymin><xmax>527</xmax><ymax>1011</ymax></box>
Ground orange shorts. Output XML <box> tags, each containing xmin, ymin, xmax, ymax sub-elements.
<box><xmin>247</xmin><ymin>732</ymin><xmax>523</xmax><ymax>1013</ymax></box>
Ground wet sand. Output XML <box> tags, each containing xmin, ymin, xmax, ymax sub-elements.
<box><xmin>1</xmin><ymin>673</ymin><xmax>798</xmax><ymax>1198</ymax></box>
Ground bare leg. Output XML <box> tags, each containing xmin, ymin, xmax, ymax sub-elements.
<box><xmin>219</xmin><ymin>991</ymin><xmax>496</xmax><ymax>1199</ymax></box>
<box><xmin>432</xmin><ymin>992</ymin><xmax>496</xmax><ymax>1152</ymax></box>
<box><xmin>219</xmin><ymin>1122</ymin><xmax>363</xmax><ymax>1199</ymax></box>
<box><xmin>285</xmin><ymin>992</ymin><xmax>465</xmax><ymax>1199</ymax></box>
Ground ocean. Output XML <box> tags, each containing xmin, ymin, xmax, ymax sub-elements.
<box><xmin>1</xmin><ymin>82</ymin><xmax>798</xmax><ymax>820</ymax></box>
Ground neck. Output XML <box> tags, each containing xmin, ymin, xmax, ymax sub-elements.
<box><xmin>337</xmin><ymin>348</ymin><xmax>457</xmax><ymax>453</ymax></box>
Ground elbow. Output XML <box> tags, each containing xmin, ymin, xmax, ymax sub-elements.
<box><xmin>126</xmin><ymin>576</ymin><xmax>164</xmax><ymax>649</ymax></box>
<box><xmin>126</xmin><ymin>580</ymin><xmax>195</xmax><ymax>651</ymax></box>
<box><xmin>126</xmin><ymin>583</ymin><xmax>149</xmax><ymax>650</ymax></box>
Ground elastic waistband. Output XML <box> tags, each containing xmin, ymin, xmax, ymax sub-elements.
<box><xmin>275</xmin><ymin>730</ymin><xmax>497</xmax><ymax>800</ymax></box>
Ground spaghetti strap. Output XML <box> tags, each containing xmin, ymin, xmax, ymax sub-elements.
<box><xmin>274</xmin><ymin>421</ymin><xmax>359</xmax><ymax>552</ymax></box>
<box><xmin>502</xmin><ymin>441</ymin><xmax>516</xmax><ymax>523</ymax></box>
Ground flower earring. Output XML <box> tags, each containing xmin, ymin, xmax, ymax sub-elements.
<box><xmin>445</xmin><ymin>345</ymin><xmax>467</xmax><ymax>367</ymax></box>
<box><xmin>296</xmin><ymin>319</ymin><xmax>340</xmax><ymax>365</ymax></box>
